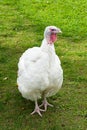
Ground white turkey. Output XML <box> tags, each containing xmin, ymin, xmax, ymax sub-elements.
<box><xmin>17</xmin><ymin>26</ymin><xmax>63</xmax><ymax>116</ymax></box>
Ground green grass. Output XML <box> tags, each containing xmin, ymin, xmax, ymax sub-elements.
<box><xmin>0</xmin><ymin>0</ymin><xmax>87</xmax><ymax>130</ymax></box>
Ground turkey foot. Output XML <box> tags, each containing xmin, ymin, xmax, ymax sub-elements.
<box><xmin>39</xmin><ymin>98</ymin><xmax>53</xmax><ymax>111</ymax></box>
<box><xmin>31</xmin><ymin>100</ymin><xmax>45</xmax><ymax>117</ymax></box>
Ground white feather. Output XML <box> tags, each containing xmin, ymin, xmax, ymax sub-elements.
<box><xmin>17</xmin><ymin>26</ymin><xmax>63</xmax><ymax>102</ymax></box>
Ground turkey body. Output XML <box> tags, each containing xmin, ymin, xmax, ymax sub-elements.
<box><xmin>17</xmin><ymin>39</ymin><xmax>63</xmax><ymax>101</ymax></box>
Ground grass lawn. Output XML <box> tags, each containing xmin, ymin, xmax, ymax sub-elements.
<box><xmin>0</xmin><ymin>0</ymin><xmax>87</xmax><ymax>130</ymax></box>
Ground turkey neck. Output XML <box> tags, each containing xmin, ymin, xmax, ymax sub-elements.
<box><xmin>41</xmin><ymin>39</ymin><xmax>55</xmax><ymax>53</ymax></box>
<box><xmin>41</xmin><ymin>39</ymin><xmax>56</xmax><ymax>64</ymax></box>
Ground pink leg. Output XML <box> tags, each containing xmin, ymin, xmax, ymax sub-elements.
<box><xmin>31</xmin><ymin>100</ymin><xmax>45</xmax><ymax>117</ymax></box>
<box><xmin>39</xmin><ymin>98</ymin><xmax>53</xmax><ymax>111</ymax></box>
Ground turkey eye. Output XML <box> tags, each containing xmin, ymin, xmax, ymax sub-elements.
<box><xmin>50</xmin><ymin>29</ymin><xmax>57</xmax><ymax>34</ymax></box>
<box><xmin>51</xmin><ymin>29</ymin><xmax>55</xmax><ymax>31</ymax></box>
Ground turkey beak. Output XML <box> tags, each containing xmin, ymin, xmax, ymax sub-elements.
<box><xmin>57</xmin><ymin>28</ymin><xmax>62</xmax><ymax>34</ymax></box>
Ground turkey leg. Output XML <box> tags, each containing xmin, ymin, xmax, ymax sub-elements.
<box><xmin>31</xmin><ymin>100</ymin><xmax>45</xmax><ymax>117</ymax></box>
<box><xmin>39</xmin><ymin>97</ymin><xmax>53</xmax><ymax>111</ymax></box>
